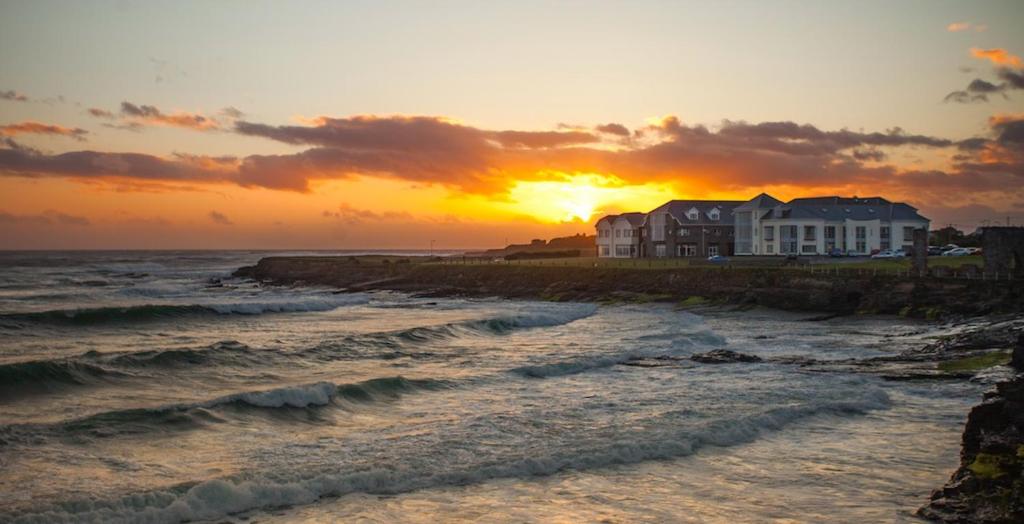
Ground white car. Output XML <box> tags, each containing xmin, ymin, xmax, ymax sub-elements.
<box><xmin>942</xmin><ymin>248</ymin><xmax>971</xmax><ymax>256</ymax></box>
<box><xmin>871</xmin><ymin>250</ymin><xmax>905</xmax><ymax>259</ymax></box>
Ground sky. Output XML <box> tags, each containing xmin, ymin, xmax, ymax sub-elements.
<box><xmin>1</xmin><ymin>0</ymin><xmax>1022</xmax><ymax>249</ymax></box>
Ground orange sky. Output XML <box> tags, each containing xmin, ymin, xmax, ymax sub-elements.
<box><xmin>1</xmin><ymin>2</ymin><xmax>1023</xmax><ymax>249</ymax></box>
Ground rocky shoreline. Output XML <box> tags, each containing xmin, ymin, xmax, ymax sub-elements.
<box><xmin>234</xmin><ymin>256</ymin><xmax>1024</xmax><ymax>319</ymax></box>
<box><xmin>918</xmin><ymin>335</ymin><xmax>1024</xmax><ymax>523</ymax></box>
<box><xmin>233</xmin><ymin>255</ymin><xmax>1024</xmax><ymax>521</ymax></box>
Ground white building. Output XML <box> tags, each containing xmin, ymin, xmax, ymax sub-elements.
<box><xmin>595</xmin><ymin>213</ymin><xmax>645</xmax><ymax>257</ymax></box>
<box><xmin>736</xmin><ymin>195</ymin><xmax>930</xmax><ymax>256</ymax></box>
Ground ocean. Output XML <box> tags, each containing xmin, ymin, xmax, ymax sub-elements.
<box><xmin>0</xmin><ymin>251</ymin><xmax>985</xmax><ymax>523</ymax></box>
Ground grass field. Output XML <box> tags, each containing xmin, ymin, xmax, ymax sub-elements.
<box><xmin>430</xmin><ymin>254</ymin><xmax>988</xmax><ymax>272</ymax></box>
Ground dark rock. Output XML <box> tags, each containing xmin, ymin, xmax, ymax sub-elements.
<box><xmin>919</xmin><ymin>375</ymin><xmax>1024</xmax><ymax>522</ymax></box>
<box><xmin>1012</xmin><ymin>334</ymin><xmax>1024</xmax><ymax>371</ymax></box>
<box><xmin>690</xmin><ymin>349</ymin><xmax>763</xmax><ymax>364</ymax></box>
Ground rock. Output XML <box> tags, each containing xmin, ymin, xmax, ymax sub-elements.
<box><xmin>690</xmin><ymin>349</ymin><xmax>763</xmax><ymax>364</ymax></box>
<box><xmin>919</xmin><ymin>375</ymin><xmax>1024</xmax><ymax>522</ymax></box>
<box><xmin>1012</xmin><ymin>334</ymin><xmax>1024</xmax><ymax>371</ymax></box>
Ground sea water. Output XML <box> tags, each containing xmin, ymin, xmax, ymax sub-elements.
<box><xmin>0</xmin><ymin>251</ymin><xmax>983</xmax><ymax>523</ymax></box>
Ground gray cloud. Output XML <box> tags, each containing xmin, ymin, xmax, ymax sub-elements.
<box><xmin>0</xmin><ymin>210</ymin><xmax>90</xmax><ymax>226</ymax></box>
<box><xmin>208</xmin><ymin>211</ymin><xmax>233</xmax><ymax>225</ymax></box>
<box><xmin>0</xmin><ymin>90</ymin><xmax>29</xmax><ymax>102</ymax></box>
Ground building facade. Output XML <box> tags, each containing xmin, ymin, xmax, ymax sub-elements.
<box><xmin>596</xmin><ymin>194</ymin><xmax>930</xmax><ymax>258</ymax></box>
<box><xmin>744</xmin><ymin>196</ymin><xmax>930</xmax><ymax>256</ymax></box>
<box><xmin>595</xmin><ymin>212</ymin><xmax>644</xmax><ymax>257</ymax></box>
<box><xmin>640</xmin><ymin>200</ymin><xmax>743</xmax><ymax>258</ymax></box>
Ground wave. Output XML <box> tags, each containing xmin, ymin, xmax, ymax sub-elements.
<box><xmin>0</xmin><ymin>376</ymin><xmax>448</xmax><ymax>445</ymax></box>
<box><xmin>0</xmin><ymin>341</ymin><xmax>261</xmax><ymax>400</ymax></box>
<box><xmin>511</xmin><ymin>330</ymin><xmax>724</xmax><ymax>379</ymax></box>
<box><xmin>2</xmin><ymin>388</ymin><xmax>890</xmax><ymax>523</ymax></box>
<box><xmin>0</xmin><ymin>359</ymin><xmax>130</xmax><ymax>401</ymax></box>
<box><xmin>0</xmin><ymin>294</ymin><xmax>369</xmax><ymax>326</ymax></box>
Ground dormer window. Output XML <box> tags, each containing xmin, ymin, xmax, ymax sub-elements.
<box><xmin>708</xmin><ymin>208</ymin><xmax>720</xmax><ymax>221</ymax></box>
<box><xmin>687</xmin><ymin>207</ymin><xmax>700</xmax><ymax>221</ymax></box>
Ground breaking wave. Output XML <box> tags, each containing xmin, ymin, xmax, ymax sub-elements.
<box><xmin>2</xmin><ymin>388</ymin><xmax>890</xmax><ymax>523</ymax></box>
<box><xmin>0</xmin><ymin>294</ymin><xmax>370</xmax><ymax>326</ymax></box>
<box><xmin>0</xmin><ymin>376</ymin><xmax>448</xmax><ymax>444</ymax></box>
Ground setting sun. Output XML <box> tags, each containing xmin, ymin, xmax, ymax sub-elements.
<box><xmin>505</xmin><ymin>173</ymin><xmax>676</xmax><ymax>224</ymax></box>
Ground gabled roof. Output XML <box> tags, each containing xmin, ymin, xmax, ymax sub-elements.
<box><xmin>595</xmin><ymin>214</ymin><xmax>618</xmax><ymax>226</ymax></box>
<box><xmin>734</xmin><ymin>193</ymin><xmax>783</xmax><ymax>211</ymax></box>
<box><xmin>760</xmin><ymin>197</ymin><xmax>928</xmax><ymax>222</ymax></box>
<box><xmin>613</xmin><ymin>212</ymin><xmax>646</xmax><ymax>227</ymax></box>
<box><xmin>646</xmin><ymin>200</ymin><xmax>746</xmax><ymax>225</ymax></box>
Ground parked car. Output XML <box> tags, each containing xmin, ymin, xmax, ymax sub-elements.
<box><xmin>965</xmin><ymin>247</ymin><xmax>982</xmax><ymax>255</ymax></box>
<box><xmin>942</xmin><ymin>247</ymin><xmax>971</xmax><ymax>256</ymax></box>
<box><xmin>828</xmin><ymin>248</ymin><xmax>844</xmax><ymax>258</ymax></box>
<box><xmin>940</xmin><ymin>244</ymin><xmax>960</xmax><ymax>253</ymax></box>
<box><xmin>707</xmin><ymin>255</ymin><xmax>730</xmax><ymax>264</ymax></box>
<box><xmin>871</xmin><ymin>250</ymin><xmax>905</xmax><ymax>259</ymax></box>
<box><xmin>927</xmin><ymin>246</ymin><xmax>943</xmax><ymax>256</ymax></box>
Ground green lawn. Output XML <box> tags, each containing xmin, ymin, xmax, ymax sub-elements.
<box><xmin>840</xmin><ymin>255</ymin><xmax>983</xmax><ymax>270</ymax></box>
<box><xmin>431</xmin><ymin>254</ymin><xmax>988</xmax><ymax>273</ymax></box>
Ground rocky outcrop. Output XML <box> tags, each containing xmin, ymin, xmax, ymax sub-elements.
<box><xmin>234</xmin><ymin>257</ymin><xmax>1024</xmax><ymax>319</ymax></box>
<box><xmin>690</xmin><ymin>349</ymin><xmax>764</xmax><ymax>364</ymax></box>
<box><xmin>920</xmin><ymin>335</ymin><xmax>1024</xmax><ymax>523</ymax></box>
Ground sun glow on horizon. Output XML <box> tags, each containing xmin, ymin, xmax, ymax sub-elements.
<box><xmin>505</xmin><ymin>173</ymin><xmax>677</xmax><ymax>224</ymax></box>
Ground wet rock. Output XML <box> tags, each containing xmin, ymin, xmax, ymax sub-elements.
<box><xmin>919</xmin><ymin>373</ymin><xmax>1024</xmax><ymax>522</ymax></box>
<box><xmin>1012</xmin><ymin>334</ymin><xmax>1024</xmax><ymax>371</ymax></box>
<box><xmin>690</xmin><ymin>349</ymin><xmax>763</xmax><ymax>364</ymax></box>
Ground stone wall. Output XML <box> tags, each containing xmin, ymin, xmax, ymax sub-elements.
<box><xmin>982</xmin><ymin>227</ymin><xmax>1024</xmax><ymax>276</ymax></box>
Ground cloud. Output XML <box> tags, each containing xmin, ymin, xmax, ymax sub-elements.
<box><xmin>970</xmin><ymin>48</ymin><xmax>1023</xmax><ymax>68</ymax></box>
<box><xmin>208</xmin><ymin>210</ymin><xmax>233</xmax><ymax>225</ymax></box>
<box><xmin>944</xmin><ymin>49</ymin><xmax>1024</xmax><ymax>103</ymax></box>
<box><xmin>221</xmin><ymin>107</ymin><xmax>244</xmax><ymax>119</ymax></box>
<box><xmin>2</xmin><ymin>113</ymin><xmax>1022</xmax><ymax>212</ymax></box>
<box><xmin>88</xmin><ymin>108</ymin><xmax>115</xmax><ymax>119</ymax></box>
<box><xmin>1</xmin><ymin>121</ymin><xmax>89</xmax><ymax>141</ymax></box>
<box><xmin>0</xmin><ymin>90</ymin><xmax>29</xmax><ymax>102</ymax></box>
<box><xmin>595</xmin><ymin>123</ymin><xmax>630</xmax><ymax>137</ymax></box>
<box><xmin>0</xmin><ymin>210</ymin><xmax>90</xmax><ymax>226</ymax></box>
<box><xmin>86</xmin><ymin>102</ymin><xmax>222</xmax><ymax>131</ymax></box>
<box><xmin>119</xmin><ymin>102</ymin><xmax>219</xmax><ymax>130</ymax></box>
<box><xmin>322</xmin><ymin>203</ymin><xmax>412</xmax><ymax>225</ymax></box>
<box><xmin>947</xmin><ymin>22</ymin><xmax>986</xmax><ymax>32</ymax></box>
<box><xmin>997</xmin><ymin>67</ymin><xmax>1024</xmax><ymax>89</ymax></box>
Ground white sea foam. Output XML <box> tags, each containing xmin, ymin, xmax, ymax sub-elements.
<box><xmin>6</xmin><ymin>388</ymin><xmax>891</xmax><ymax>524</ymax></box>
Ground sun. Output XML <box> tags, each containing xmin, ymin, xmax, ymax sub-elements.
<box><xmin>505</xmin><ymin>173</ymin><xmax>675</xmax><ymax>224</ymax></box>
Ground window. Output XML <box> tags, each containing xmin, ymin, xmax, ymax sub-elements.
<box><xmin>679</xmin><ymin>228</ymin><xmax>690</xmax><ymax>237</ymax></box>
<box><xmin>600</xmin><ymin>246</ymin><xmax>610</xmax><ymax>256</ymax></box>
<box><xmin>615</xmin><ymin>229</ymin><xmax>621</xmax><ymax>238</ymax></box>
<box><xmin>903</xmin><ymin>226</ymin><xmax>916</xmax><ymax>242</ymax></box>
<box><xmin>855</xmin><ymin>226</ymin><xmax>866</xmax><ymax>254</ymax></box>
<box><xmin>687</xmin><ymin>207</ymin><xmax>700</xmax><ymax>220</ymax></box>
<box><xmin>678</xmin><ymin>243</ymin><xmax>697</xmax><ymax>257</ymax></box>
<box><xmin>803</xmin><ymin>225</ymin><xmax>816</xmax><ymax>241</ymax></box>
<box><xmin>655</xmin><ymin>244</ymin><xmax>666</xmax><ymax>257</ymax></box>
<box><xmin>802</xmin><ymin>245</ymin><xmax>817</xmax><ymax>254</ymax></box>
<box><xmin>615</xmin><ymin>246</ymin><xmax>631</xmax><ymax>257</ymax></box>
<box><xmin>780</xmin><ymin>225</ymin><xmax>798</xmax><ymax>254</ymax></box>
<box><xmin>708</xmin><ymin>208</ymin><xmax>720</xmax><ymax>221</ymax></box>
<box><xmin>712</xmin><ymin>228</ymin><xmax>721</xmax><ymax>236</ymax></box>
<box><xmin>766</xmin><ymin>244</ymin><xmax>775</xmax><ymax>254</ymax></box>
<box><xmin>708</xmin><ymin>245</ymin><xmax>719</xmax><ymax>257</ymax></box>
<box><xmin>763</xmin><ymin>226</ymin><xmax>775</xmax><ymax>241</ymax></box>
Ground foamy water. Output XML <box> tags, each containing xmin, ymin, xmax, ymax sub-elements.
<box><xmin>0</xmin><ymin>252</ymin><xmax>981</xmax><ymax>523</ymax></box>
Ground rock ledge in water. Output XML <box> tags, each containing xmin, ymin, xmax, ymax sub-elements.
<box><xmin>690</xmin><ymin>349</ymin><xmax>763</xmax><ymax>364</ymax></box>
